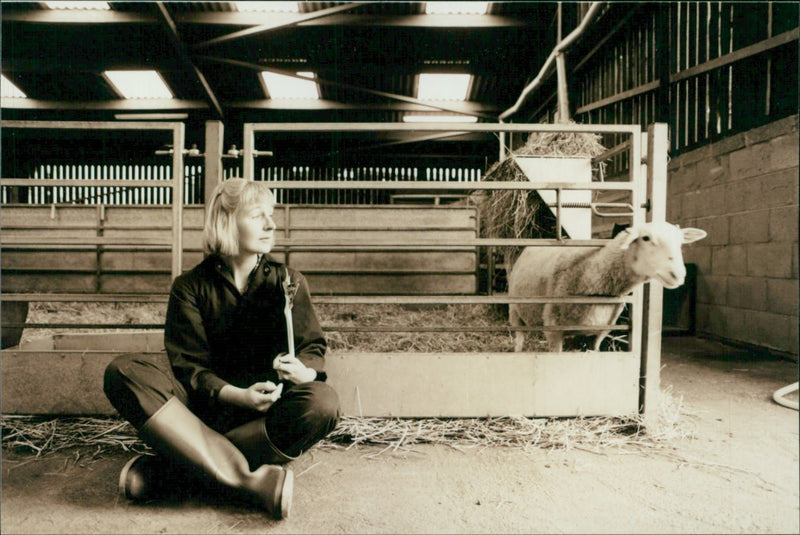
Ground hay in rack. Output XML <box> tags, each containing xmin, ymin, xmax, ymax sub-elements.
<box><xmin>479</xmin><ymin>123</ymin><xmax>608</xmax><ymax>269</ymax></box>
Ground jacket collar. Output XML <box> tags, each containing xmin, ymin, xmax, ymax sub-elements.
<box><xmin>205</xmin><ymin>253</ymin><xmax>282</xmax><ymax>294</ymax></box>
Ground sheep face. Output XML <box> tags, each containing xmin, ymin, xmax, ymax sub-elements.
<box><xmin>621</xmin><ymin>222</ymin><xmax>707</xmax><ymax>289</ymax></box>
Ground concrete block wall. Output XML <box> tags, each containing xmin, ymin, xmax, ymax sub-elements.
<box><xmin>667</xmin><ymin>115</ymin><xmax>799</xmax><ymax>357</ymax></box>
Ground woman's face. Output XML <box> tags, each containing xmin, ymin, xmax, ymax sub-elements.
<box><xmin>235</xmin><ymin>201</ymin><xmax>276</xmax><ymax>255</ymax></box>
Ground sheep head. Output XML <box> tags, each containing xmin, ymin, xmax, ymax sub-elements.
<box><xmin>620</xmin><ymin>222</ymin><xmax>707</xmax><ymax>289</ymax></box>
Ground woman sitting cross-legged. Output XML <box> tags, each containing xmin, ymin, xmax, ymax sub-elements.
<box><xmin>104</xmin><ymin>178</ymin><xmax>339</xmax><ymax>519</ymax></box>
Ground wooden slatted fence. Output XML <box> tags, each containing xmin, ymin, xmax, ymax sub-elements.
<box><xmin>1</xmin><ymin>204</ymin><xmax>478</xmax><ymax>297</ymax></box>
<box><xmin>560</xmin><ymin>2</ymin><xmax>797</xmax><ymax>178</ymax></box>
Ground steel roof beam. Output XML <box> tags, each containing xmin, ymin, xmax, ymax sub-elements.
<box><xmin>200</xmin><ymin>56</ymin><xmax>495</xmax><ymax>120</ymax></box>
<box><xmin>0</xmin><ymin>98</ymin><xmax>499</xmax><ymax>114</ymax></box>
<box><xmin>0</xmin><ymin>98</ymin><xmax>207</xmax><ymax>110</ymax></box>
<box><xmin>3</xmin><ymin>9</ymin><xmax>529</xmax><ymax>30</ymax></box>
<box><xmin>2</xmin><ymin>10</ymin><xmax>157</xmax><ymax>23</ymax></box>
<box><xmin>191</xmin><ymin>3</ymin><xmax>362</xmax><ymax>50</ymax></box>
<box><xmin>228</xmin><ymin>99</ymin><xmax>498</xmax><ymax>113</ymax></box>
<box><xmin>153</xmin><ymin>2</ymin><xmax>223</xmax><ymax>119</ymax></box>
<box><xmin>177</xmin><ymin>12</ymin><xmax>526</xmax><ymax>28</ymax></box>
<box><xmin>323</xmin><ymin>131</ymin><xmax>487</xmax><ymax>157</ymax></box>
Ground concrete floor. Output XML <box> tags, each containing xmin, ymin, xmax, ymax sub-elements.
<box><xmin>2</xmin><ymin>336</ymin><xmax>798</xmax><ymax>534</ymax></box>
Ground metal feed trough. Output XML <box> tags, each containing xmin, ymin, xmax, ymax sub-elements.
<box><xmin>1</xmin><ymin>120</ymin><xmax>669</xmax><ymax>425</ymax></box>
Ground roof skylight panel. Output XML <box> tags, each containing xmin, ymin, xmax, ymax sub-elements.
<box><xmin>1</xmin><ymin>75</ymin><xmax>27</xmax><ymax>98</ymax></box>
<box><xmin>234</xmin><ymin>2</ymin><xmax>299</xmax><ymax>12</ymax></box>
<box><xmin>44</xmin><ymin>2</ymin><xmax>111</xmax><ymax>9</ymax></box>
<box><xmin>417</xmin><ymin>73</ymin><xmax>472</xmax><ymax>101</ymax></box>
<box><xmin>403</xmin><ymin>114</ymin><xmax>478</xmax><ymax>123</ymax></box>
<box><xmin>103</xmin><ymin>71</ymin><xmax>174</xmax><ymax>99</ymax></box>
<box><xmin>261</xmin><ymin>72</ymin><xmax>320</xmax><ymax>99</ymax></box>
<box><xmin>425</xmin><ymin>2</ymin><xmax>489</xmax><ymax>15</ymax></box>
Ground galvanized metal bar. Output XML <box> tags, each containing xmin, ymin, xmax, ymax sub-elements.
<box><xmin>245</xmin><ymin>122</ymin><xmax>640</xmax><ymax>135</ymax></box>
<box><xmin>1</xmin><ymin>236</ymin><xmax>173</xmax><ymax>246</ymax></box>
<box><xmin>1</xmin><ymin>120</ymin><xmax>184</xmax><ymax>131</ymax></box>
<box><xmin>259</xmin><ymin>180</ymin><xmax>635</xmax><ymax>191</ymax></box>
<box><xmin>0</xmin><ymin>293</ymin><xmax>170</xmax><ymax>302</ymax></box>
<box><xmin>1</xmin><ymin>223</ymin><xmax>107</xmax><ymax>230</ymax></box>
<box><xmin>297</xmin><ymin>269</ymin><xmax>479</xmax><ymax>276</ymax></box>
<box><xmin>0</xmin><ymin>179</ymin><xmax>174</xmax><ymax>188</ymax></box>
<box><xmin>10</xmin><ymin>322</ymin><xmax>630</xmax><ymax>333</ymax></box>
<box><xmin>282</xmin><ymin>225</ymin><xmax>475</xmax><ymax>232</ymax></box>
<box><xmin>556</xmin><ymin>187</ymin><xmax>563</xmax><ymax>240</ymax></box>
<box><xmin>641</xmin><ymin>123</ymin><xmax>669</xmax><ymax>424</ymax></box>
<box><xmin>312</xmin><ymin>295</ymin><xmax>636</xmax><ymax>305</ymax></box>
<box><xmin>629</xmin><ymin>128</ymin><xmax>647</xmax><ymax>412</ymax></box>
<box><xmin>10</xmin><ymin>323</ymin><xmax>165</xmax><ymax>329</ymax></box>
<box><xmin>0</xmin><ymin>293</ymin><xmax>635</xmax><ymax>305</ymax></box>
<box><xmin>3</xmin><ymin>237</ymin><xmax>613</xmax><ymax>249</ymax></box>
<box><xmin>269</xmin><ymin>238</ymin><xmax>613</xmax><ymax>247</ymax></box>
<box><xmin>2</xmin><ymin>224</ymin><xmax>203</xmax><ymax>231</ymax></box>
<box><xmin>324</xmin><ymin>325</ymin><xmax>631</xmax><ymax>333</ymax></box>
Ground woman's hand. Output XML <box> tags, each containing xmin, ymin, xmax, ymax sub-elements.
<box><xmin>218</xmin><ymin>381</ymin><xmax>283</xmax><ymax>412</ymax></box>
<box><xmin>273</xmin><ymin>353</ymin><xmax>317</xmax><ymax>384</ymax></box>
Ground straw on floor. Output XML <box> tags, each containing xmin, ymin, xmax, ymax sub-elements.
<box><xmin>2</xmin><ymin>386</ymin><xmax>694</xmax><ymax>459</ymax></box>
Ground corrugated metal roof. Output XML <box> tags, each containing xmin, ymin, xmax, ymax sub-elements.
<box><xmin>2</xmin><ymin>1</ymin><xmax>574</xmax><ymax>156</ymax></box>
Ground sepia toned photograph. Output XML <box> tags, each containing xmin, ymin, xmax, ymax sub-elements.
<box><xmin>1</xmin><ymin>2</ymin><xmax>797</xmax><ymax>533</ymax></box>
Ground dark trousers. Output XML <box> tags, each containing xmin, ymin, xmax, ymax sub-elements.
<box><xmin>104</xmin><ymin>352</ymin><xmax>339</xmax><ymax>459</ymax></box>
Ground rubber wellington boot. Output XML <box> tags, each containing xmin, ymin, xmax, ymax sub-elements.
<box><xmin>119</xmin><ymin>454</ymin><xmax>175</xmax><ymax>501</ymax></box>
<box><xmin>136</xmin><ymin>397</ymin><xmax>293</xmax><ymax>519</ymax></box>
<box><xmin>225</xmin><ymin>417</ymin><xmax>297</xmax><ymax>470</ymax></box>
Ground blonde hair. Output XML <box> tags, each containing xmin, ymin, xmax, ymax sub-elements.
<box><xmin>203</xmin><ymin>178</ymin><xmax>275</xmax><ymax>256</ymax></box>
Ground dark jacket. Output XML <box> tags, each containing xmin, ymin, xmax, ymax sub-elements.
<box><xmin>164</xmin><ymin>254</ymin><xmax>327</xmax><ymax>406</ymax></box>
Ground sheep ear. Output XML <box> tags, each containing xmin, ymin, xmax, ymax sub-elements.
<box><xmin>681</xmin><ymin>227</ymin><xmax>707</xmax><ymax>244</ymax></box>
<box><xmin>620</xmin><ymin>228</ymin><xmax>639</xmax><ymax>250</ymax></box>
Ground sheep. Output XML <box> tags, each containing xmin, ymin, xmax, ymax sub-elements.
<box><xmin>508</xmin><ymin>221</ymin><xmax>707</xmax><ymax>352</ymax></box>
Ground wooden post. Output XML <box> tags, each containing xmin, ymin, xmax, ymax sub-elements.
<box><xmin>242</xmin><ymin>123</ymin><xmax>255</xmax><ymax>181</ymax></box>
<box><xmin>654</xmin><ymin>4</ymin><xmax>671</xmax><ymax>125</ymax></box>
<box><xmin>171</xmin><ymin>123</ymin><xmax>185</xmax><ymax>280</ymax></box>
<box><xmin>556</xmin><ymin>53</ymin><xmax>570</xmax><ymax>123</ymax></box>
<box><xmin>95</xmin><ymin>205</ymin><xmax>104</xmax><ymax>293</ymax></box>
<box><xmin>640</xmin><ymin>123</ymin><xmax>669</xmax><ymax>426</ymax></box>
<box><xmin>555</xmin><ymin>3</ymin><xmax>569</xmax><ymax>123</ymax></box>
<box><xmin>204</xmin><ymin>120</ymin><xmax>224</xmax><ymax>207</ymax></box>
